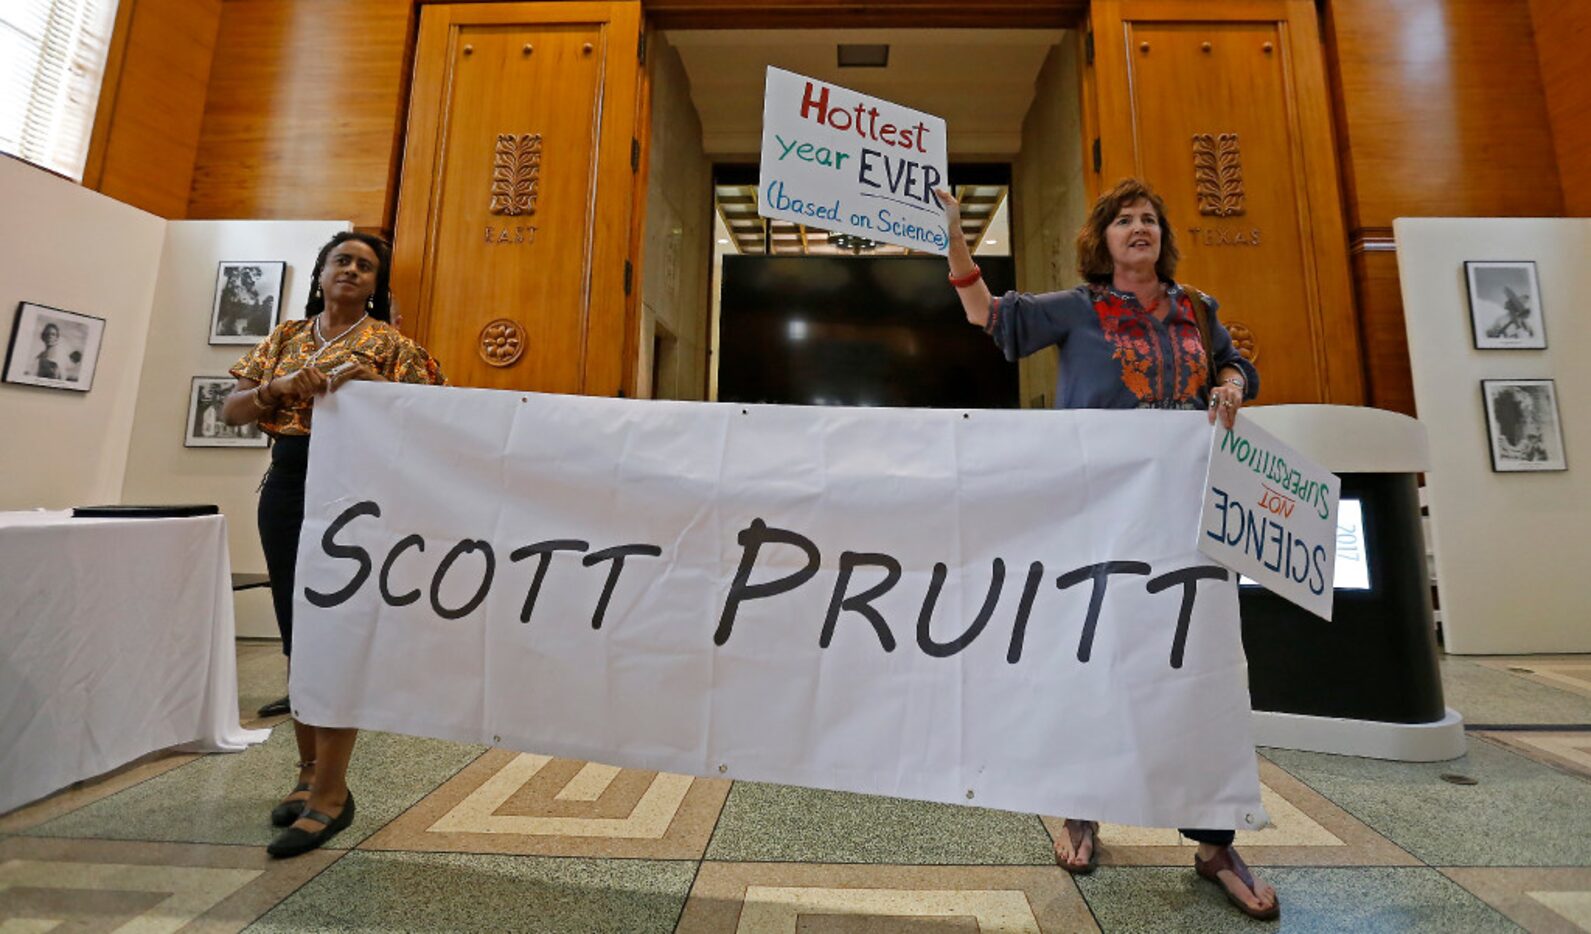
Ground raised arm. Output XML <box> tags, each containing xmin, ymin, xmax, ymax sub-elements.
<box><xmin>935</xmin><ymin>189</ymin><xmax>992</xmax><ymax>327</ymax></box>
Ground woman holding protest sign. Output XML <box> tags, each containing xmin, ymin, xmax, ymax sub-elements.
<box><xmin>935</xmin><ymin>179</ymin><xmax>1274</xmax><ymax>920</ymax></box>
<box><xmin>221</xmin><ymin>232</ymin><xmax>446</xmax><ymax>859</ymax></box>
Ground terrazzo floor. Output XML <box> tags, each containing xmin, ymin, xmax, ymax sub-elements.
<box><xmin>2</xmin><ymin>645</ymin><xmax>1589</xmax><ymax>932</ymax></box>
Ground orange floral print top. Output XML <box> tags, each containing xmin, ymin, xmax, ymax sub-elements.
<box><xmin>230</xmin><ymin>318</ymin><xmax>447</xmax><ymax>436</ymax></box>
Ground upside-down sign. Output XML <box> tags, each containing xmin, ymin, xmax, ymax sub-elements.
<box><xmin>1199</xmin><ymin>419</ymin><xmax>1342</xmax><ymax>619</ymax></box>
<box><xmin>291</xmin><ymin>385</ymin><xmax>1267</xmax><ymax>831</ymax></box>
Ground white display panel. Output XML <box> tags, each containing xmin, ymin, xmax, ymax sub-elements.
<box><xmin>1332</xmin><ymin>499</ymin><xmax>1370</xmax><ymax>591</ymax></box>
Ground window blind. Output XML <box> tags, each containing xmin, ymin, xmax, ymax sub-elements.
<box><xmin>0</xmin><ymin>0</ymin><xmax>119</xmax><ymax>180</ymax></box>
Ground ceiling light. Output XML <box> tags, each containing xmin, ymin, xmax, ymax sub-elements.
<box><xmin>837</xmin><ymin>44</ymin><xmax>889</xmax><ymax>68</ymax></box>
<box><xmin>829</xmin><ymin>233</ymin><xmax>877</xmax><ymax>254</ymax></box>
<box><xmin>717</xmin><ymin>238</ymin><xmax>730</xmax><ymax>244</ymax></box>
<box><xmin>984</xmin><ymin>239</ymin><xmax>998</xmax><ymax>245</ymax></box>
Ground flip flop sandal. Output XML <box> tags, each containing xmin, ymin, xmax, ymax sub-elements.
<box><xmin>1195</xmin><ymin>845</ymin><xmax>1281</xmax><ymax>921</ymax></box>
<box><xmin>1055</xmin><ymin>819</ymin><xmax>1100</xmax><ymax>875</ymax></box>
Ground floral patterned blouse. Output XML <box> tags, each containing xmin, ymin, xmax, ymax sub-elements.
<box><xmin>985</xmin><ymin>282</ymin><xmax>1259</xmax><ymax>410</ymax></box>
<box><xmin>230</xmin><ymin>318</ymin><xmax>447</xmax><ymax>436</ymax></box>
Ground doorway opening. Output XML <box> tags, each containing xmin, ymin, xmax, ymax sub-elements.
<box><xmin>636</xmin><ymin>28</ymin><xmax>1092</xmax><ymax>409</ymax></box>
<box><xmin>713</xmin><ymin>161</ymin><xmax>1015</xmax><ymax>408</ymax></box>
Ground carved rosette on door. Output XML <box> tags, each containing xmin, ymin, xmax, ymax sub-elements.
<box><xmin>1192</xmin><ymin>133</ymin><xmax>1244</xmax><ymax>217</ymax></box>
<box><xmin>479</xmin><ymin>318</ymin><xmax>526</xmax><ymax>367</ymax></box>
<box><xmin>1224</xmin><ymin>320</ymin><xmax>1258</xmax><ymax>363</ymax></box>
<box><xmin>490</xmin><ymin>133</ymin><xmax>542</xmax><ymax>216</ymax></box>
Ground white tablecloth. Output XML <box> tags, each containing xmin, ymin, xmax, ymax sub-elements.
<box><xmin>0</xmin><ymin>510</ymin><xmax>269</xmax><ymax>814</ymax></box>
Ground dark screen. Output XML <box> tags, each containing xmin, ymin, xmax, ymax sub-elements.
<box><xmin>717</xmin><ymin>255</ymin><xmax>1019</xmax><ymax>408</ymax></box>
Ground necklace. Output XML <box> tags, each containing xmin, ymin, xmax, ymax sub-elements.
<box><xmin>307</xmin><ymin>312</ymin><xmax>368</xmax><ymax>366</ymax></box>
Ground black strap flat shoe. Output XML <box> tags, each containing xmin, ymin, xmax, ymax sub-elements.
<box><xmin>257</xmin><ymin>695</ymin><xmax>291</xmax><ymax>717</ymax></box>
<box><xmin>269</xmin><ymin>783</ymin><xmax>311</xmax><ymax>827</ymax></box>
<box><xmin>267</xmin><ymin>792</ymin><xmax>355</xmax><ymax>859</ymax></box>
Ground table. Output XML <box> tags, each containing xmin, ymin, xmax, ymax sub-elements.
<box><xmin>0</xmin><ymin>510</ymin><xmax>270</xmax><ymax>814</ymax></box>
<box><xmin>231</xmin><ymin>572</ymin><xmax>270</xmax><ymax>591</ymax></box>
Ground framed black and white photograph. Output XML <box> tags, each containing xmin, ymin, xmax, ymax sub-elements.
<box><xmin>1466</xmin><ymin>261</ymin><xmax>1546</xmax><ymax>349</ymax></box>
<box><xmin>2</xmin><ymin>302</ymin><xmax>106</xmax><ymax>392</ymax></box>
<box><xmin>185</xmin><ymin>376</ymin><xmax>267</xmax><ymax>448</ymax></box>
<box><xmin>1482</xmin><ymin>379</ymin><xmax>1566</xmax><ymax>472</ymax></box>
<box><xmin>209</xmin><ymin>261</ymin><xmax>285</xmax><ymax>344</ymax></box>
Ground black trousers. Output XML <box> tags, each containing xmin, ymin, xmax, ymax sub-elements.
<box><xmin>1181</xmin><ymin>828</ymin><xmax>1236</xmax><ymax>846</ymax></box>
<box><xmin>257</xmin><ymin>435</ymin><xmax>310</xmax><ymax>657</ymax></box>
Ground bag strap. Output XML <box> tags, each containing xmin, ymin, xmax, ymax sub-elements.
<box><xmin>1184</xmin><ymin>284</ymin><xmax>1219</xmax><ymax>390</ymax></box>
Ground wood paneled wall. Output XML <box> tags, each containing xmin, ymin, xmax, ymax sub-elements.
<box><xmin>83</xmin><ymin>0</ymin><xmax>223</xmax><ymax>218</ymax></box>
<box><xmin>1347</xmin><ymin>244</ymin><xmax>1406</xmax><ymax>414</ymax></box>
<box><xmin>86</xmin><ymin>0</ymin><xmax>1578</xmax><ymax>409</ymax></box>
<box><xmin>185</xmin><ymin>0</ymin><xmax>415</xmax><ymax>230</ymax></box>
<box><xmin>1531</xmin><ymin>0</ymin><xmax>1591</xmax><ymax>215</ymax></box>
<box><xmin>1325</xmin><ymin>0</ymin><xmax>1565</xmax><ymax>414</ymax></box>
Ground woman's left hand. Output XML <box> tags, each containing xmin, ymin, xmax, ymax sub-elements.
<box><xmin>1208</xmin><ymin>382</ymin><xmax>1244</xmax><ymax>429</ymax></box>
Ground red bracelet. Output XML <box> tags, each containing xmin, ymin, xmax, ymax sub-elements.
<box><xmin>948</xmin><ymin>264</ymin><xmax>982</xmax><ymax>289</ymax></box>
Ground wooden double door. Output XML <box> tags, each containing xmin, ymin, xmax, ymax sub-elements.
<box><xmin>393</xmin><ymin>1</ymin><xmax>643</xmax><ymax>396</ymax></box>
<box><xmin>395</xmin><ymin>0</ymin><xmax>1362</xmax><ymax>405</ymax></box>
<box><xmin>1088</xmin><ymin>0</ymin><xmax>1363</xmax><ymax>404</ymax></box>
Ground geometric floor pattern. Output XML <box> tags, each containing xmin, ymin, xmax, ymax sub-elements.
<box><xmin>2</xmin><ymin>644</ymin><xmax>1588</xmax><ymax>932</ymax></box>
<box><xmin>1482</xmin><ymin>731</ymin><xmax>1591</xmax><ymax>782</ymax></box>
<box><xmin>677</xmin><ymin>864</ymin><xmax>1099</xmax><ymax>932</ymax></box>
<box><xmin>1442</xmin><ymin>868</ymin><xmax>1591</xmax><ymax>934</ymax></box>
<box><xmin>362</xmin><ymin>748</ymin><xmax>733</xmax><ymax>859</ymax></box>
<box><xmin>1476</xmin><ymin>657</ymin><xmax>1591</xmax><ymax>702</ymax></box>
<box><xmin>1057</xmin><ymin>758</ymin><xmax>1424</xmax><ymax>868</ymax></box>
<box><xmin>0</xmin><ymin>835</ymin><xmax>338</xmax><ymax>932</ymax></box>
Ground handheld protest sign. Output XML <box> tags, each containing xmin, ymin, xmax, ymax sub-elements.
<box><xmin>758</xmin><ymin>66</ymin><xmax>951</xmax><ymax>254</ymax></box>
<box><xmin>1199</xmin><ymin>418</ymin><xmax>1341</xmax><ymax>620</ymax></box>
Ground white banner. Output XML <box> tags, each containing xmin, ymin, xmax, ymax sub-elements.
<box><xmin>758</xmin><ymin>66</ymin><xmax>951</xmax><ymax>254</ymax></box>
<box><xmin>291</xmin><ymin>385</ymin><xmax>1266</xmax><ymax>830</ymax></box>
<box><xmin>1199</xmin><ymin>421</ymin><xmax>1341</xmax><ymax>619</ymax></box>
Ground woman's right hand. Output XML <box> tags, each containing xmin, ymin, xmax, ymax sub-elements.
<box><xmin>270</xmin><ymin>367</ymin><xmax>330</xmax><ymax>401</ymax></box>
<box><xmin>933</xmin><ymin>188</ymin><xmax>962</xmax><ymax>231</ymax></box>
